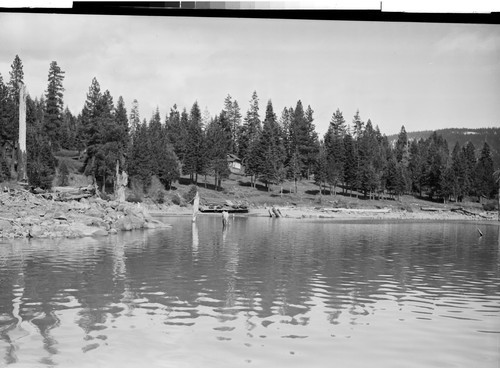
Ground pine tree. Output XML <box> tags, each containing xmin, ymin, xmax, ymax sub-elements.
<box><xmin>343</xmin><ymin>132</ymin><xmax>357</xmax><ymax>196</ymax></box>
<box><xmin>223</xmin><ymin>94</ymin><xmax>242</xmax><ymax>154</ymax></box>
<box><xmin>425</xmin><ymin>132</ymin><xmax>449</xmax><ymax>199</ymax></box>
<box><xmin>351</xmin><ymin>109</ymin><xmax>364</xmax><ymax>141</ymax></box>
<box><xmin>59</xmin><ymin>107</ymin><xmax>77</xmax><ymax>150</ymax></box>
<box><xmin>324</xmin><ymin>108</ymin><xmax>346</xmax><ymax>194</ymax></box>
<box><xmin>129</xmin><ymin>99</ymin><xmax>140</xmax><ymax>140</ymax></box>
<box><xmin>314</xmin><ymin>141</ymin><xmax>328</xmax><ymax>196</ymax></box>
<box><xmin>257</xmin><ymin>100</ymin><xmax>285</xmax><ymax>190</ymax></box>
<box><xmin>80</xmin><ymin>78</ymin><xmax>128</xmax><ymax>191</ymax></box>
<box><xmin>26</xmin><ymin>103</ymin><xmax>57</xmax><ymax>190</ymax></box>
<box><xmin>409</xmin><ymin>139</ymin><xmax>425</xmax><ymax>197</ymax></box>
<box><xmin>148</xmin><ymin>107</ymin><xmax>163</xmax><ymax>175</ymax></box>
<box><xmin>475</xmin><ymin>142</ymin><xmax>496</xmax><ymax>199</ymax></box>
<box><xmin>239</xmin><ymin>91</ymin><xmax>262</xmax><ymax>186</ymax></box>
<box><xmin>184</xmin><ymin>101</ymin><xmax>205</xmax><ymax>183</ymax></box>
<box><xmin>44</xmin><ymin>61</ymin><xmax>65</xmax><ymax>150</ymax></box>
<box><xmin>0</xmin><ymin>73</ymin><xmax>16</xmax><ymax>147</ymax></box>
<box><xmin>206</xmin><ymin>113</ymin><xmax>230</xmax><ymax>191</ymax></box>
<box><xmin>450</xmin><ymin>142</ymin><xmax>467</xmax><ymax>201</ymax></box>
<box><xmin>462</xmin><ymin>141</ymin><xmax>476</xmax><ymax>197</ymax></box>
<box><xmin>128</xmin><ymin>120</ymin><xmax>152</xmax><ymax>191</ymax></box>
<box><xmin>288</xmin><ymin>148</ymin><xmax>301</xmax><ymax>194</ymax></box>
<box><xmin>289</xmin><ymin>101</ymin><xmax>318</xmax><ymax>179</ymax></box>
<box><xmin>166</xmin><ymin>104</ymin><xmax>188</xmax><ymax>169</ymax></box>
<box><xmin>357</xmin><ymin>120</ymin><xmax>380</xmax><ymax>198</ymax></box>
<box><xmin>8</xmin><ymin>55</ymin><xmax>24</xmax><ymax>102</ymax></box>
<box><xmin>395</xmin><ymin>125</ymin><xmax>408</xmax><ymax>164</ymax></box>
<box><xmin>4</xmin><ymin>56</ymin><xmax>24</xmax><ymax>145</ymax></box>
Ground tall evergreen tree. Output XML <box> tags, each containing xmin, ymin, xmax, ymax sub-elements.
<box><xmin>343</xmin><ymin>132</ymin><xmax>357</xmax><ymax>196</ymax></box>
<box><xmin>257</xmin><ymin>100</ymin><xmax>285</xmax><ymax>190</ymax></box>
<box><xmin>5</xmin><ymin>55</ymin><xmax>24</xmax><ymax>145</ymax></box>
<box><xmin>44</xmin><ymin>61</ymin><xmax>65</xmax><ymax>149</ymax></box>
<box><xmin>128</xmin><ymin>120</ymin><xmax>152</xmax><ymax>191</ymax></box>
<box><xmin>289</xmin><ymin>101</ymin><xmax>318</xmax><ymax>179</ymax></box>
<box><xmin>0</xmin><ymin>73</ymin><xmax>16</xmax><ymax>146</ymax></box>
<box><xmin>324</xmin><ymin>108</ymin><xmax>346</xmax><ymax>194</ymax></box>
<box><xmin>424</xmin><ymin>132</ymin><xmax>449</xmax><ymax>199</ymax></box>
<box><xmin>475</xmin><ymin>142</ymin><xmax>496</xmax><ymax>199</ymax></box>
<box><xmin>8</xmin><ymin>54</ymin><xmax>24</xmax><ymax>102</ymax></box>
<box><xmin>184</xmin><ymin>101</ymin><xmax>205</xmax><ymax>183</ymax></box>
<box><xmin>148</xmin><ymin>107</ymin><xmax>163</xmax><ymax>175</ymax></box>
<box><xmin>223</xmin><ymin>94</ymin><xmax>242</xmax><ymax>154</ymax></box>
<box><xmin>206</xmin><ymin>113</ymin><xmax>230</xmax><ymax>191</ymax></box>
<box><xmin>351</xmin><ymin>109</ymin><xmax>364</xmax><ymax>140</ymax></box>
<box><xmin>239</xmin><ymin>91</ymin><xmax>262</xmax><ymax>186</ymax></box>
<box><xmin>129</xmin><ymin>99</ymin><xmax>140</xmax><ymax>140</ymax></box>
<box><xmin>408</xmin><ymin>139</ymin><xmax>425</xmax><ymax>197</ymax></box>
<box><xmin>450</xmin><ymin>142</ymin><xmax>467</xmax><ymax>201</ymax></box>
<box><xmin>462</xmin><ymin>141</ymin><xmax>476</xmax><ymax>197</ymax></box>
<box><xmin>395</xmin><ymin>125</ymin><xmax>409</xmax><ymax>164</ymax></box>
<box><xmin>314</xmin><ymin>141</ymin><xmax>328</xmax><ymax>196</ymax></box>
<box><xmin>166</xmin><ymin>104</ymin><xmax>188</xmax><ymax>169</ymax></box>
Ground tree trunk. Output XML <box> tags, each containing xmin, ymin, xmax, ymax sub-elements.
<box><xmin>497</xmin><ymin>184</ymin><xmax>500</xmax><ymax>221</ymax></box>
<box><xmin>294</xmin><ymin>178</ymin><xmax>298</xmax><ymax>195</ymax></box>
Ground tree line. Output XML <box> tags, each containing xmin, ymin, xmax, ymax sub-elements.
<box><xmin>0</xmin><ymin>55</ymin><xmax>497</xmax><ymax>203</ymax></box>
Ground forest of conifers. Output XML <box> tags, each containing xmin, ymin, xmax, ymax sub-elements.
<box><xmin>0</xmin><ymin>55</ymin><xmax>498</xmax><ymax>202</ymax></box>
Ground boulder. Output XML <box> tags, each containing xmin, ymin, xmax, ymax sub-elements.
<box><xmin>92</xmin><ymin>229</ymin><xmax>108</xmax><ymax>237</ymax></box>
<box><xmin>29</xmin><ymin>225</ymin><xmax>44</xmax><ymax>238</ymax></box>
<box><xmin>144</xmin><ymin>219</ymin><xmax>172</xmax><ymax>229</ymax></box>
<box><xmin>71</xmin><ymin>223</ymin><xmax>109</xmax><ymax>237</ymax></box>
<box><xmin>52</xmin><ymin>212</ymin><xmax>68</xmax><ymax>221</ymax></box>
<box><xmin>114</xmin><ymin>214</ymin><xmax>145</xmax><ymax>231</ymax></box>
<box><xmin>85</xmin><ymin>208</ymin><xmax>104</xmax><ymax>218</ymax></box>
<box><xmin>0</xmin><ymin>219</ymin><xmax>13</xmax><ymax>232</ymax></box>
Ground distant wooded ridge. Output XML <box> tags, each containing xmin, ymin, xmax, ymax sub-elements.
<box><xmin>387</xmin><ymin>127</ymin><xmax>500</xmax><ymax>167</ymax></box>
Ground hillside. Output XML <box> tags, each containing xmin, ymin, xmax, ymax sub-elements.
<box><xmin>386</xmin><ymin>127</ymin><xmax>500</xmax><ymax>168</ymax></box>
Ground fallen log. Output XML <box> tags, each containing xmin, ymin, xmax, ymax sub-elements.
<box><xmin>55</xmin><ymin>193</ymin><xmax>93</xmax><ymax>202</ymax></box>
<box><xmin>420</xmin><ymin>207</ymin><xmax>442</xmax><ymax>212</ymax></box>
<box><xmin>451</xmin><ymin>207</ymin><xmax>490</xmax><ymax>219</ymax></box>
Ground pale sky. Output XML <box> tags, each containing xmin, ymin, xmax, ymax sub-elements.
<box><xmin>0</xmin><ymin>12</ymin><xmax>499</xmax><ymax>136</ymax></box>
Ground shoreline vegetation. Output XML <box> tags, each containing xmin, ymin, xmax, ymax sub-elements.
<box><xmin>1</xmin><ymin>54</ymin><xmax>499</xmax><ymax>237</ymax></box>
<box><xmin>1</xmin><ymin>184</ymin><xmax>498</xmax><ymax>240</ymax></box>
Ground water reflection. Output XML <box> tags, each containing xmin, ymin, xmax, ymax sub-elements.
<box><xmin>0</xmin><ymin>219</ymin><xmax>499</xmax><ymax>367</ymax></box>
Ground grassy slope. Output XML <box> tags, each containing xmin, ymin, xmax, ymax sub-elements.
<box><xmin>48</xmin><ymin>149</ymin><xmax>487</xmax><ymax>212</ymax></box>
<box><xmin>171</xmin><ymin>173</ymin><xmax>486</xmax><ymax>212</ymax></box>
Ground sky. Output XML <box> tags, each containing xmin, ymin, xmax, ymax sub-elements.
<box><xmin>0</xmin><ymin>12</ymin><xmax>499</xmax><ymax>136</ymax></box>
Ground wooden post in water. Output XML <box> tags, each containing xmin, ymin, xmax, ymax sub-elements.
<box><xmin>17</xmin><ymin>82</ymin><xmax>27</xmax><ymax>182</ymax></box>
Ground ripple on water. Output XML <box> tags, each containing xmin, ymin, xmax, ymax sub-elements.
<box><xmin>0</xmin><ymin>219</ymin><xmax>498</xmax><ymax>368</ymax></box>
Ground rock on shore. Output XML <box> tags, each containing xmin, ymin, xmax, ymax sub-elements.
<box><xmin>0</xmin><ymin>192</ymin><xmax>171</xmax><ymax>240</ymax></box>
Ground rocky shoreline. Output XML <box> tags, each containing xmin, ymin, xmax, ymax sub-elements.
<box><xmin>0</xmin><ymin>190</ymin><xmax>170</xmax><ymax>239</ymax></box>
<box><xmin>1</xmin><ymin>189</ymin><xmax>498</xmax><ymax>240</ymax></box>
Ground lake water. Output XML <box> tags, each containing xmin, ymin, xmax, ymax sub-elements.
<box><xmin>0</xmin><ymin>217</ymin><xmax>499</xmax><ymax>368</ymax></box>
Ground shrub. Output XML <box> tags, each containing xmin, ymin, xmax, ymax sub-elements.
<box><xmin>183</xmin><ymin>184</ymin><xmax>198</xmax><ymax>204</ymax></box>
<box><xmin>126</xmin><ymin>192</ymin><xmax>142</xmax><ymax>203</ymax></box>
<box><xmin>59</xmin><ymin>160</ymin><xmax>69</xmax><ymax>186</ymax></box>
<box><xmin>482</xmin><ymin>200</ymin><xmax>498</xmax><ymax>211</ymax></box>
<box><xmin>171</xmin><ymin>192</ymin><xmax>185</xmax><ymax>206</ymax></box>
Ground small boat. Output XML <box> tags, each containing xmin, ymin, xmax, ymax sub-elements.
<box><xmin>199</xmin><ymin>203</ymin><xmax>249</xmax><ymax>214</ymax></box>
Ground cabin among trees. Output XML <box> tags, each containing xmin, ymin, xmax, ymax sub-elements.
<box><xmin>227</xmin><ymin>154</ymin><xmax>243</xmax><ymax>175</ymax></box>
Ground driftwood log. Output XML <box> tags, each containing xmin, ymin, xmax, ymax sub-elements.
<box><xmin>450</xmin><ymin>207</ymin><xmax>490</xmax><ymax>219</ymax></box>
